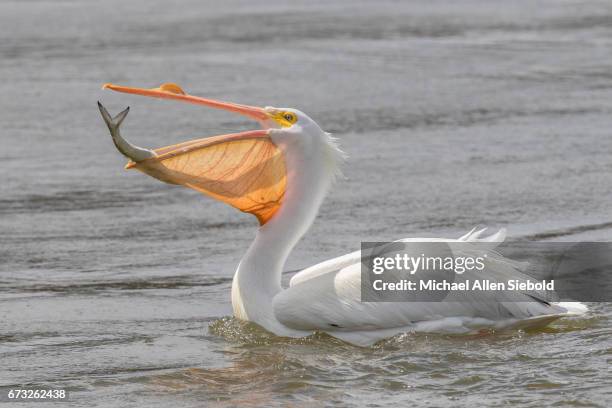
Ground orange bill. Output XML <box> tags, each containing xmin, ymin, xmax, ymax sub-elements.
<box><xmin>102</xmin><ymin>82</ymin><xmax>270</xmax><ymax>123</ymax></box>
<box><xmin>102</xmin><ymin>82</ymin><xmax>287</xmax><ymax>224</ymax></box>
<box><xmin>128</xmin><ymin>129</ymin><xmax>286</xmax><ymax>225</ymax></box>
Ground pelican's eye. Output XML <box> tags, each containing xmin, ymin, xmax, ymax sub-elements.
<box><xmin>283</xmin><ymin>112</ymin><xmax>297</xmax><ymax>124</ymax></box>
<box><xmin>270</xmin><ymin>110</ymin><xmax>298</xmax><ymax>127</ymax></box>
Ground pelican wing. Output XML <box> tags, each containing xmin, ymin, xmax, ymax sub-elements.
<box><xmin>128</xmin><ymin>130</ymin><xmax>286</xmax><ymax>225</ymax></box>
<box><xmin>289</xmin><ymin>228</ymin><xmax>506</xmax><ymax>287</ymax></box>
<box><xmin>275</xmin><ymin>230</ymin><xmax>572</xmax><ymax>345</ymax></box>
<box><xmin>289</xmin><ymin>250</ymin><xmax>361</xmax><ymax>287</ymax></box>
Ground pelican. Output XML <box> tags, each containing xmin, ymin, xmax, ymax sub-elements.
<box><xmin>98</xmin><ymin>83</ymin><xmax>587</xmax><ymax>346</ymax></box>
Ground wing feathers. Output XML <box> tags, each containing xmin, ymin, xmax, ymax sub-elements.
<box><xmin>276</xmin><ymin>228</ymin><xmax>576</xmax><ymax>335</ymax></box>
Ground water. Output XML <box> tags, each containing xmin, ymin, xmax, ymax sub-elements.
<box><xmin>1</xmin><ymin>0</ymin><xmax>611</xmax><ymax>406</ymax></box>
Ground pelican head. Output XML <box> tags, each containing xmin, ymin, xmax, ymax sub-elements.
<box><xmin>98</xmin><ymin>83</ymin><xmax>344</xmax><ymax>225</ymax></box>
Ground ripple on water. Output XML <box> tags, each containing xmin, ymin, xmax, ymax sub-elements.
<box><xmin>107</xmin><ymin>314</ymin><xmax>602</xmax><ymax>406</ymax></box>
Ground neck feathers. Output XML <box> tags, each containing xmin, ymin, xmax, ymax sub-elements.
<box><xmin>232</xmin><ymin>128</ymin><xmax>345</xmax><ymax>324</ymax></box>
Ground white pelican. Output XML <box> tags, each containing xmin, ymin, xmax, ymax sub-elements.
<box><xmin>98</xmin><ymin>83</ymin><xmax>587</xmax><ymax>346</ymax></box>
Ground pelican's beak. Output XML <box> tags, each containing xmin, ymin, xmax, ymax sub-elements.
<box><xmin>99</xmin><ymin>82</ymin><xmax>288</xmax><ymax>225</ymax></box>
<box><xmin>102</xmin><ymin>82</ymin><xmax>270</xmax><ymax>124</ymax></box>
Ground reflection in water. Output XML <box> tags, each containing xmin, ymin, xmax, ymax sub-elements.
<box><xmin>149</xmin><ymin>320</ymin><xmax>346</xmax><ymax>406</ymax></box>
<box><xmin>141</xmin><ymin>315</ymin><xmax>606</xmax><ymax>407</ymax></box>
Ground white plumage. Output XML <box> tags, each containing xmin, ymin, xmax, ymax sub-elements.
<box><xmin>99</xmin><ymin>84</ymin><xmax>587</xmax><ymax>347</ymax></box>
<box><xmin>230</xmin><ymin>110</ymin><xmax>586</xmax><ymax>346</ymax></box>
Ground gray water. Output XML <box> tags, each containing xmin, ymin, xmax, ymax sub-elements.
<box><xmin>1</xmin><ymin>0</ymin><xmax>611</xmax><ymax>406</ymax></box>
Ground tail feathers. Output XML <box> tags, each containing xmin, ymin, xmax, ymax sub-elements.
<box><xmin>555</xmin><ymin>302</ymin><xmax>588</xmax><ymax>315</ymax></box>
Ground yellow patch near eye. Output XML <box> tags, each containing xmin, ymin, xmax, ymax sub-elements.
<box><xmin>272</xmin><ymin>111</ymin><xmax>297</xmax><ymax>127</ymax></box>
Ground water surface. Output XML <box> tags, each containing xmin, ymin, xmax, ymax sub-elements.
<box><xmin>1</xmin><ymin>0</ymin><xmax>611</xmax><ymax>406</ymax></box>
